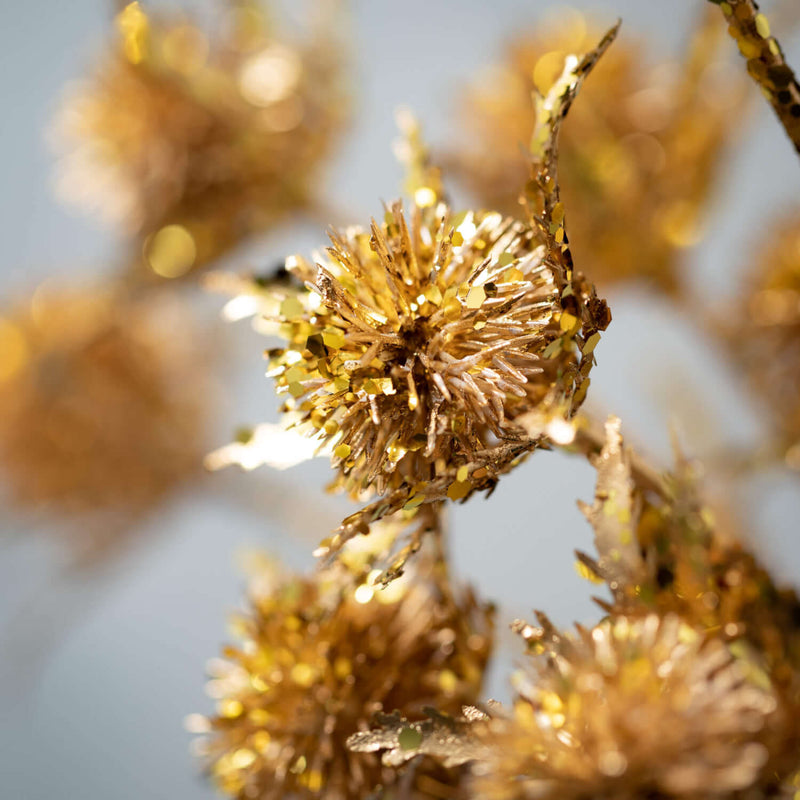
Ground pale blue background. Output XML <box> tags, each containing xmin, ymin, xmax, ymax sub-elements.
<box><xmin>1</xmin><ymin>1</ymin><xmax>799</xmax><ymax>798</ymax></box>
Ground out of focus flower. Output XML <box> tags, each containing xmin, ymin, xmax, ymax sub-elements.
<box><xmin>721</xmin><ymin>211</ymin><xmax>800</xmax><ymax>469</ymax></box>
<box><xmin>576</xmin><ymin>417</ymin><xmax>800</xmax><ymax>789</ymax></box>
<box><xmin>0</xmin><ymin>283</ymin><xmax>208</xmax><ymax>549</ymax></box>
<box><xmin>448</xmin><ymin>8</ymin><xmax>745</xmax><ymax>294</ymax></box>
<box><xmin>53</xmin><ymin>0</ymin><xmax>348</xmax><ymax>278</ymax></box>
<box><xmin>577</xmin><ymin>418</ymin><xmax>800</xmax><ymax>668</ymax></box>
<box><xmin>473</xmin><ymin>614</ymin><xmax>776</xmax><ymax>800</ymax></box>
<box><xmin>193</xmin><ymin>540</ymin><xmax>494</xmax><ymax>799</ymax></box>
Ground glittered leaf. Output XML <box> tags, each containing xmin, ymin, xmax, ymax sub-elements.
<box><xmin>576</xmin><ymin>416</ymin><xmax>646</xmax><ymax>590</ymax></box>
<box><xmin>346</xmin><ymin>708</ymin><xmax>488</xmax><ymax>769</ymax></box>
<box><xmin>528</xmin><ymin>22</ymin><xmax>621</xmax><ymax>228</ymax></box>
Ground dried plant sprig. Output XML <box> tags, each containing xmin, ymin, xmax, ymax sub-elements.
<box><xmin>347</xmin><ymin>707</ymin><xmax>489</xmax><ymax>770</ymax></box>
<box><xmin>709</xmin><ymin>0</ymin><xmax>800</xmax><ymax>154</ymax></box>
<box><xmin>473</xmin><ymin>614</ymin><xmax>777</xmax><ymax>800</ymax></box>
<box><xmin>194</xmin><ymin>538</ymin><xmax>494</xmax><ymax>800</ymax></box>
<box><xmin>239</xmin><ymin>29</ymin><xmax>615</xmax><ymax>572</ymax></box>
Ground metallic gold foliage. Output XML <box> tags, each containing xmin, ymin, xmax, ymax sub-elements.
<box><xmin>575</xmin><ymin>417</ymin><xmax>655</xmax><ymax>599</ymax></box>
<box><xmin>575</xmin><ymin>418</ymin><xmax>800</xmax><ymax>792</ymax></box>
<box><xmin>347</xmin><ymin>706</ymin><xmax>488</xmax><ymax>770</ymax></box>
<box><xmin>17</xmin><ymin>0</ymin><xmax>800</xmax><ymax>797</ymax></box>
<box><xmin>721</xmin><ymin>211</ymin><xmax>800</xmax><ymax>469</ymax></box>
<box><xmin>575</xmin><ymin>419</ymin><xmax>800</xmax><ymax>665</ymax></box>
<box><xmin>53</xmin><ymin>0</ymin><xmax>347</xmax><ymax>277</ymax></box>
<box><xmin>709</xmin><ymin>0</ymin><xmax>800</xmax><ymax>154</ymax></box>
<box><xmin>0</xmin><ymin>284</ymin><xmax>207</xmax><ymax>544</ymax></box>
<box><xmin>449</xmin><ymin>9</ymin><xmax>745</xmax><ymax>293</ymax></box>
<box><xmin>196</xmin><ymin>539</ymin><xmax>494</xmax><ymax>800</ymax></box>
<box><xmin>473</xmin><ymin>614</ymin><xmax>777</xmax><ymax>800</ymax></box>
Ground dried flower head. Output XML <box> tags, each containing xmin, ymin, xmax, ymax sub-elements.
<box><xmin>474</xmin><ymin>614</ymin><xmax>776</xmax><ymax>800</ymax></box>
<box><xmin>0</xmin><ymin>284</ymin><xmax>207</xmax><ymax>548</ymax></box>
<box><xmin>194</xmin><ymin>540</ymin><xmax>494</xmax><ymax>800</ymax></box>
<box><xmin>53</xmin><ymin>0</ymin><xmax>347</xmax><ymax>277</ymax></box>
<box><xmin>448</xmin><ymin>8</ymin><xmax>745</xmax><ymax>294</ymax></box>
<box><xmin>721</xmin><ymin>210</ymin><xmax>800</xmax><ymax>469</ymax></box>
<box><xmin>269</xmin><ymin>201</ymin><xmax>589</xmax><ymax>499</ymax></box>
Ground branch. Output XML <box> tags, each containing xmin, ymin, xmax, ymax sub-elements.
<box><xmin>709</xmin><ymin>0</ymin><xmax>800</xmax><ymax>154</ymax></box>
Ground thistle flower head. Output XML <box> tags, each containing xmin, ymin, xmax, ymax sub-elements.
<box><xmin>474</xmin><ymin>614</ymin><xmax>776</xmax><ymax>800</ymax></box>
<box><xmin>0</xmin><ymin>284</ymin><xmax>207</xmax><ymax>547</ymax></box>
<box><xmin>194</xmin><ymin>545</ymin><xmax>494</xmax><ymax>799</ymax></box>
<box><xmin>259</xmin><ymin>70</ymin><xmax>616</xmax><ymax>502</ymax></box>
<box><xmin>213</xmin><ymin>30</ymin><xmax>616</xmax><ymax>570</ymax></box>
<box><xmin>448</xmin><ymin>8</ymin><xmax>745</xmax><ymax>293</ymax></box>
<box><xmin>53</xmin><ymin>0</ymin><xmax>347</xmax><ymax>276</ymax></box>
<box><xmin>266</xmin><ymin>198</ymin><xmax>595</xmax><ymax>499</ymax></box>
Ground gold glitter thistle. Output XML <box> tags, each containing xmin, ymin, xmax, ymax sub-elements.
<box><xmin>195</xmin><ymin>544</ymin><xmax>494</xmax><ymax>800</ymax></box>
<box><xmin>474</xmin><ymin>614</ymin><xmax>776</xmax><ymax>800</ymax></box>
<box><xmin>272</xmin><ymin>202</ymin><xmax>577</xmax><ymax>499</ymax></box>
<box><xmin>0</xmin><ymin>284</ymin><xmax>207</xmax><ymax>549</ymax></box>
<box><xmin>53</xmin><ymin>0</ymin><xmax>347</xmax><ymax>278</ymax></box>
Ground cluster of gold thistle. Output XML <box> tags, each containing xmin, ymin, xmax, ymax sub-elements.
<box><xmin>195</xmin><ymin>521</ymin><xmax>493</xmax><ymax>800</ymax></box>
<box><xmin>347</xmin><ymin>421</ymin><xmax>800</xmax><ymax>800</ymax></box>
<box><xmin>197</xmin><ymin>3</ymin><xmax>800</xmax><ymax>800</ymax></box>
<box><xmin>8</xmin><ymin>0</ymin><xmax>800</xmax><ymax>798</ymax></box>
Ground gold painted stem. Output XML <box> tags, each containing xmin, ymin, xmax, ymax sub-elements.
<box><xmin>709</xmin><ymin>0</ymin><xmax>800</xmax><ymax>154</ymax></box>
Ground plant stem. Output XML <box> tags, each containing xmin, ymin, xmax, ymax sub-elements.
<box><xmin>709</xmin><ymin>0</ymin><xmax>800</xmax><ymax>154</ymax></box>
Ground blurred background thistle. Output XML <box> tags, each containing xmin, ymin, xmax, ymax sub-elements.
<box><xmin>53</xmin><ymin>0</ymin><xmax>348</xmax><ymax>278</ymax></box>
